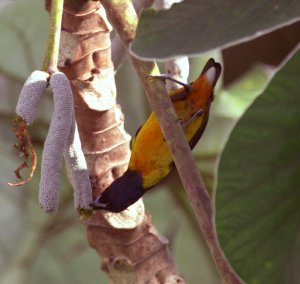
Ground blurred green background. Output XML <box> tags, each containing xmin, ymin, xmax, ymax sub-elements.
<box><xmin>0</xmin><ymin>1</ymin><xmax>299</xmax><ymax>283</ymax></box>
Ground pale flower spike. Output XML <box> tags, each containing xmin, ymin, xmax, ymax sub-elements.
<box><xmin>13</xmin><ymin>70</ymin><xmax>91</xmax><ymax>213</ymax></box>
<box><xmin>64</xmin><ymin>112</ymin><xmax>93</xmax><ymax>210</ymax></box>
<box><xmin>39</xmin><ymin>71</ymin><xmax>74</xmax><ymax>213</ymax></box>
<box><xmin>16</xmin><ymin>70</ymin><xmax>48</xmax><ymax>124</ymax></box>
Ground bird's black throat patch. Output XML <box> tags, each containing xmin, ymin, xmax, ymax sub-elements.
<box><xmin>90</xmin><ymin>169</ymin><xmax>145</xmax><ymax>213</ymax></box>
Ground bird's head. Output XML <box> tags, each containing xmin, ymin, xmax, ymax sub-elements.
<box><xmin>89</xmin><ymin>169</ymin><xmax>145</xmax><ymax>213</ymax></box>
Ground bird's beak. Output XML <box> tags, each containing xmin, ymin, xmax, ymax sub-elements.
<box><xmin>89</xmin><ymin>198</ymin><xmax>108</xmax><ymax>209</ymax></box>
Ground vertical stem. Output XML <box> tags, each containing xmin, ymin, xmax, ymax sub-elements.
<box><xmin>101</xmin><ymin>0</ymin><xmax>243</xmax><ymax>283</ymax></box>
<box><xmin>41</xmin><ymin>0</ymin><xmax>64</xmax><ymax>73</ymax></box>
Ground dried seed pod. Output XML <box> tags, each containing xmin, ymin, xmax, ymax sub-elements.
<box><xmin>39</xmin><ymin>72</ymin><xmax>74</xmax><ymax>213</ymax></box>
<box><xmin>16</xmin><ymin>70</ymin><xmax>48</xmax><ymax>125</ymax></box>
<box><xmin>64</xmin><ymin>113</ymin><xmax>92</xmax><ymax>210</ymax></box>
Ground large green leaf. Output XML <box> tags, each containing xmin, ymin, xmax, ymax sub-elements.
<box><xmin>215</xmin><ymin>47</ymin><xmax>300</xmax><ymax>283</ymax></box>
<box><xmin>131</xmin><ymin>0</ymin><xmax>300</xmax><ymax>60</ymax></box>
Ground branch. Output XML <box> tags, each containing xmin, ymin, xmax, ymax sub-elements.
<box><xmin>111</xmin><ymin>0</ymin><xmax>154</xmax><ymax>71</ymax></box>
<box><xmin>101</xmin><ymin>1</ymin><xmax>243</xmax><ymax>283</ymax></box>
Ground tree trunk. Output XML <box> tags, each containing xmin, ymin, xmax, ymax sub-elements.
<box><xmin>45</xmin><ymin>0</ymin><xmax>184</xmax><ymax>282</ymax></box>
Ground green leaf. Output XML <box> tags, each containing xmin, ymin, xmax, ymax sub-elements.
<box><xmin>131</xmin><ymin>0</ymin><xmax>300</xmax><ymax>60</ymax></box>
<box><xmin>215</xmin><ymin>47</ymin><xmax>300</xmax><ymax>284</ymax></box>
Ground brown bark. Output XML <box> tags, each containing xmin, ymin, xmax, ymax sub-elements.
<box><xmin>46</xmin><ymin>0</ymin><xmax>183</xmax><ymax>282</ymax></box>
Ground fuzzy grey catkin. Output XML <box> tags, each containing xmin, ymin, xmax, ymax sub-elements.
<box><xmin>16</xmin><ymin>70</ymin><xmax>48</xmax><ymax>124</ymax></box>
<box><xmin>39</xmin><ymin>72</ymin><xmax>74</xmax><ymax>213</ymax></box>
<box><xmin>64</xmin><ymin>113</ymin><xmax>92</xmax><ymax>210</ymax></box>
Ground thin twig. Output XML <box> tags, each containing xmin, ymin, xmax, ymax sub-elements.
<box><xmin>111</xmin><ymin>0</ymin><xmax>154</xmax><ymax>71</ymax></box>
<box><xmin>41</xmin><ymin>0</ymin><xmax>64</xmax><ymax>73</ymax></box>
<box><xmin>101</xmin><ymin>1</ymin><xmax>243</xmax><ymax>283</ymax></box>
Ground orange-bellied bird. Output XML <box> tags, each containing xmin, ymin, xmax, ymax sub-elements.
<box><xmin>90</xmin><ymin>58</ymin><xmax>222</xmax><ymax>212</ymax></box>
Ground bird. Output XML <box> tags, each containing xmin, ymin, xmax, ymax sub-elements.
<box><xmin>90</xmin><ymin>58</ymin><xmax>222</xmax><ymax>213</ymax></box>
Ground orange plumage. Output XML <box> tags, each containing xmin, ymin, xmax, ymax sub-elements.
<box><xmin>90</xmin><ymin>58</ymin><xmax>221</xmax><ymax>212</ymax></box>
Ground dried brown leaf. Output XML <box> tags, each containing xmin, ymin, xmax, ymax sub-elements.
<box><xmin>8</xmin><ymin>116</ymin><xmax>37</xmax><ymax>187</ymax></box>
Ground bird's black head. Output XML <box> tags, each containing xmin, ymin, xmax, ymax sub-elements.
<box><xmin>90</xmin><ymin>169</ymin><xmax>145</xmax><ymax>213</ymax></box>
